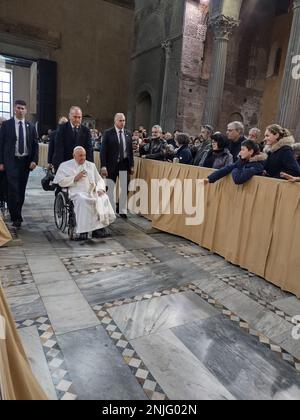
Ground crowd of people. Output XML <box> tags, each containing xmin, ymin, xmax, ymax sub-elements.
<box><xmin>129</xmin><ymin>121</ymin><xmax>300</xmax><ymax>185</ymax></box>
<box><xmin>1</xmin><ymin>99</ymin><xmax>300</xmax><ymax>240</ymax></box>
<box><xmin>40</xmin><ymin>113</ymin><xmax>300</xmax><ymax>188</ymax></box>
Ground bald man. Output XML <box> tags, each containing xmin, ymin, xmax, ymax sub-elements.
<box><xmin>100</xmin><ymin>113</ymin><xmax>134</xmax><ymax>217</ymax></box>
<box><xmin>53</xmin><ymin>106</ymin><xmax>94</xmax><ymax>171</ymax></box>
<box><xmin>54</xmin><ymin>147</ymin><xmax>115</xmax><ymax>240</ymax></box>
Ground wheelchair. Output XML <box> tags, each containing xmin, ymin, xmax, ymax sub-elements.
<box><xmin>54</xmin><ymin>189</ymin><xmax>76</xmax><ymax>240</ymax></box>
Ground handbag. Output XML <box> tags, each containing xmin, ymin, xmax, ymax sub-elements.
<box><xmin>41</xmin><ymin>169</ymin><xmax>56</xmax><ymax>192</ymax></box>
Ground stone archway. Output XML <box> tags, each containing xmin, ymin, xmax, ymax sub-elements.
<box><xmin>135</xmin><ymin>91</ymin><xmax>152</xmax><ymax>132</ymax></box>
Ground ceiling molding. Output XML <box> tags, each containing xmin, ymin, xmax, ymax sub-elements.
<box><xmin>0</xmin><ymin>18</ymin><xmax>61</xmax><ymax>50</ymax></box>
<box><xmin>102</xmin><ymin>0</ymin><xmax>134</xmax><ymax>10</ymax></box>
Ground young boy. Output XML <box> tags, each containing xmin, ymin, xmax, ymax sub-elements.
<box><xmin>204</xmin><ymin>140</ymin><xmax>267</xmax><ymax>185</ymax></box>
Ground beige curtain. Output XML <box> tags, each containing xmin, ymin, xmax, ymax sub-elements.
<box><xmin>0</xmin><ymin>286</ymin><xmax>47</xmax><ymax>400</ymax></box>
<box><xmin>134</xmin><ymin>158</ymin><xmax>300</xmax><ymax>298</ymax></box>
<box><xmin>0</xmin><ymin>216</ymin><xmax>12</xmax><ymax>247</ymax></box>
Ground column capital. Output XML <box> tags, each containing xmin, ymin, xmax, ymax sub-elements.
<box><xmin>161</xmin><ymin>40</ymin><xmax>172</xmax><ymax>59</ymax></box>
<box><xmin>209</xmin><ymin>15</ymin><xmax>240</xmax><ymax>40</ymax></box>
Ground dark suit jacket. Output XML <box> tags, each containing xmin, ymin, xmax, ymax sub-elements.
<box><xmin>53</xmin><ymin>122</ymin><xmax>94</xmax><ymax>170</ymax></box>
<box><xmin>101</xmin><ymin>127</ymin><xmax>134</xmax><ymax>176</ymax></box>
<box><xmin>0</xmin><ymin>118</ymin><xmax>39</xmax><ymax>172</ymax></box>
<box><xmin>47</xmin><ymin>130</ymin><xmax>57</xmax><ymax>165</ymax></box>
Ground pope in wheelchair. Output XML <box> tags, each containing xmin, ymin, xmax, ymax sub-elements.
<box><xmin>53</xmin><ymin>146</ymin><xmax>116</xmax><ymax>240</ymax></box>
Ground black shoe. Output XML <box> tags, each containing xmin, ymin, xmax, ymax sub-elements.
<box><xmin>119</xmin><ymin>214</ymin><xmax>128</xmax><ymax>219</ymax></box>
<box><xmin>12</xmin><ymin>221</ymin><xmax>22</xmax><ymax>229</ymax></box>
<box><xmin>75</xmin><ymin>233</ymin><xmax>88</xmax><ymax>241</ymax></box>
<box><xmin>92</xmin><ymin>228</ymin><xmax>111</xmax><ymax>239</ymax></box>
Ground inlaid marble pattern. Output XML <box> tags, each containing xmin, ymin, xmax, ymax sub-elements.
<box><xmin>16</xmin><ymin>316</ymin><xmax>77</xmax><ymax>400</ymax></box>
<box><xmin>1</xmin><ymin>170</ymin><xmax>300</xmax><ymax>401</ymax></box>
<box><xmin>0</xmin><ymin>264</ymin><xmax>34</xmax><ymax>288</ymax></box>
<box><xmin>5</xmin><ymin>283</ymin><xmax>47</xmax><ymax>322</ymax></box>
<box><xmin>168</xmin><ymin>243</ymin><xmax>298</xmax><ymax>326</ymax></box>
<box><xmin>61</xmin><ymin>249</ymin><xmax>161</xmax><ymax>277</ymax></box>
<box><xmin>107</xmin><ymin>291</ymin><xmax>218</xmax><ymax>340</ymax></box>
<box><xmin>94</xmin><ymin>283</ymin><xmax>300</xmax><ymax>400</ymax></box>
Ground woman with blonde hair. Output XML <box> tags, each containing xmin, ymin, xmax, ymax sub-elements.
<box><xmin>264</xmin><ymin>124</ymin><xmax>300</xmax><ymax>178</ymax></box>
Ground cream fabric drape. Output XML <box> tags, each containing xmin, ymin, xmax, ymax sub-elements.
<box><xmin>134</xmin><ymin>158</ymin><xmax>300</xmax><ymax>298</ymax></box>
<box><xmin>0</xmin><ymin>286</ymin><xmax>47</xmax><ymax>400</ymax></box>
<box><xmin>0</xmin><ymin>216</ymin><xmax>12</xmax><ymax>247</ymax></box>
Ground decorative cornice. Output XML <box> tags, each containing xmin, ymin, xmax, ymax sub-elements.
<box><xmin>209</xmin><ymin>15</ymin><xmax>240</xmax><ymax>40</ymax></box>
<box><xmin>0</xmin><ymin>18</ymin><xmax>61</xmax><ymax>49</ymax></box>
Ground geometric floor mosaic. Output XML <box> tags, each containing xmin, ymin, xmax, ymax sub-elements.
<box><xmin>217</xmin><ymin>274</ymin><xmax>300</xmax><ymax>327</ymax></box>
<box><xmin>93</xmin><ymin>281</ymin><xmax>300</xmax><ymax>401</ymax></box>
<box><xmin>61</xmin><ymin>249</ymin><xmax>161</xmax><ymax>277</ymax></box>
<box><xmin>16</xmin><ymin>317</ymin><xmax>77</xmax><ymax>400</ymax></box>
<box><xmin>0</xmin><ymin>264</ymin><xmax>34</xmax><ymax>288</ymax></box>
<box><xmin>169</xmin><ymin>243</ymin><xmax>300</xmax><ymax>327</ymax></box>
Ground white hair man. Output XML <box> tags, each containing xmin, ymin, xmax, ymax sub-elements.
<box><xmin>140</xmin><ymin>125</ymin><xmax>167</xmax><ymax>160</ymax></box>
<box><xmin>227</xmin><ymin>121</ymin><xmax>246</xmax><ymax>162</ymax></box>
<box><xmin>100</xmin><ymin>113</ymin><xmax>134</xmax><ymax>218</ymax></box>
<box><xmin>53</xmin><ymin>106</ymin><xmax>94</xmax><ymax>171</ymax></box>
<box><xmin>54</xmin><ymin>146</ymin><xmax>116</xmax><ymax>241</ymax></box>
<box><xmin>248</xmin><ymin>128</ymin><xmax>262</xmax><ymax>144</ymax></box>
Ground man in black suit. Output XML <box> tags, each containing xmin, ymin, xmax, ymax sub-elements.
<box><xmin>101</xmin><ymin>113</ymin><xmax>134</xmax><ymax>217</ymax></box>
<box><xmin>47</xmin><ymin>116</ymin><xmax>68</xmax><ymax>167</ymax></box>
<box><xmin>53</xmin><ymin>106</ymin><xmax>93</xmax><ymax>171</ymax></box>
<box><xmin>0</xmin><ymin>100</ymin><xmax>39</xmax><ymax>228</ymax></box>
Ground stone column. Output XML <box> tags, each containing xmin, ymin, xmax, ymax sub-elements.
<box><xmin>277</xmin><ymin>0</ymin><xmax>300</xmax><ymax>131</ymax></box>
<box><xmin>160</xmin><ymin>40</ymin><xmax>172</xmax><ymax>129</ymax></box>
<box><xmin>203</xmin><ymin>15</ymin><xmax>239</xmax><ymax>129</ymax></box>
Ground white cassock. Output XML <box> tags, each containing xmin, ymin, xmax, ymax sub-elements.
<box><xmin>54</xmin><ymin>159</ymin><xmax>116</xmax><ymax>234</ymax></box>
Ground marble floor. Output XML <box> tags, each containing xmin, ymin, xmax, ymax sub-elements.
<box><xmin>1</xmin><ymin>168</ymin><xmax>300</xmax><ymax>400</ymax></box>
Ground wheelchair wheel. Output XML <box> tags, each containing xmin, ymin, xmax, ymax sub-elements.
<box><xmin>54</xmin><ymin>191</ymin><xmax>68</xmax><ymax>232</ymax></box>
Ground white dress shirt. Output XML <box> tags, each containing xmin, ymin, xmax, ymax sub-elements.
<box><xmin>15</xmin><ymin>117</ymin><xmax>28</xmax><ymax>157</ymax></box>
<box><xmin>115</xmin><ymin>126</ymin><xmax>127</xmax><ymax>159</ymax></box>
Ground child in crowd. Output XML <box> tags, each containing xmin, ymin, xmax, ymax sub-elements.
<box><xmin>205</xmin><ymin>140</ymin><xmax>267</xmax><ymax>185</ymax></box>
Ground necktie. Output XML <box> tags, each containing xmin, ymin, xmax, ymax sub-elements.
<box><xmin>74</xmin><ymin>127</ymin><xmax>79</xmax><ymax>143</ymax></box>
<box><xmin>119</xmin><ymin>130</ymin><xmax>125</xmax><ymax>161</ymax></box>
<box><xmin>18</xmin><ymin>121</ymin><xmax>24</xmax><ymax>155</ymax></box>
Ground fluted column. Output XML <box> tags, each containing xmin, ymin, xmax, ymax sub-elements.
<box><xmin>160</xmin><ymin>40</ymin><xmax>172</xmax><ymax>129</ymax></box>
<box><xmin>203</xmin><ymin>15</ymin><xmax>239</xmax><ymax>129</ymax></box>
<box><xmin>277</xmin><ymin>0</ymin><xmax>300</xmax><ymax>131</ymax></box>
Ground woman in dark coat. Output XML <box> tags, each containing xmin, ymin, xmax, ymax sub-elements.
<box><xmin>291</xmin><ymin>143</ymin><xmax>300</xmax><ymax>166</ymax></box>
<box><xmin>174</xmin><ymin>133</ymin><xmax>193</xmax><ymax>165</ymax></box>
<box><xmin>205</xmin><ymin>140</ymin><xmax>267</xmax><ymax>185</ymax></box>
<box><xmin>263</xmin><ymin>125</ymin><xmax>300</xmax><ymax>178</ymax></box>
<box><xmin>202</xmin><ymin>132</ymin><xmax>233</xmax><ymax>169</ymax></box>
